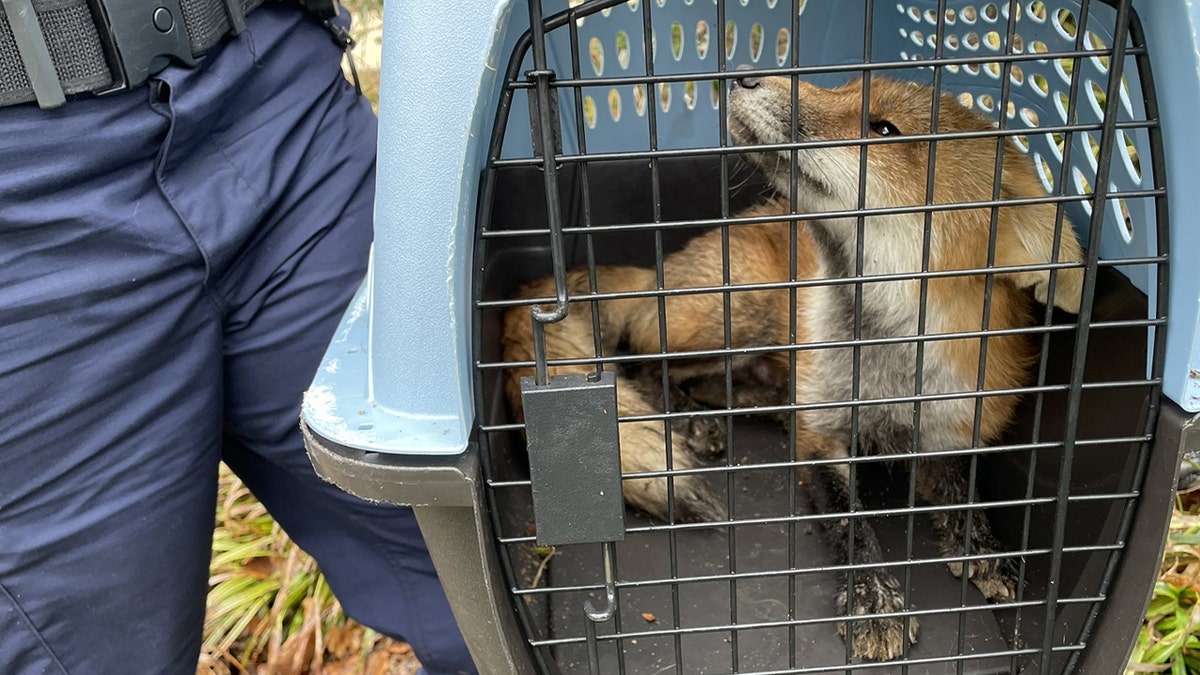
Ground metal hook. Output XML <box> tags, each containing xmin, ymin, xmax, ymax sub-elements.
<box><xmin>525</xmin><ymin>0</ymin><xmax>570</xmax><ymax>326</ymax></box>
<box><xmin>531</xmin><ymin>317</ymin><xmax>550</xmax><ymax>386</ymax></box>
<box><xmin>584</xmin><ymin>541</ymin><xmax>618</xmax><ymax>622</ymax></box>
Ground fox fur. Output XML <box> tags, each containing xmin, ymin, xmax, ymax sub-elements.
<box><xmin>500</xmin><ymin>75</ymin><xmax>1084</xmax><ymax>660</ymax></box>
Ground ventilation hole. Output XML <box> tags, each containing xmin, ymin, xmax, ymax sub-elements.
<box><xmin>1034</xmin><ymin>152</ymin><xmax>1055</xmax><ymax>191</ymax></box>
<box><xmin>1006</xmin><ymin>100</ymin><xmax>1016</xmax><ymax>118</ymax></box>
<box><xmin>959</xmin><ymin>91</ymin><xmax>975</xmax><ymax>108</ymax></box>
<box><xmin>797</xmin><ymin>0</ymin><xmax>807</xmax><ymax>14</ymax></box>
<box><xmin>965</xmin><ymin>62</ymin><xmax>981</xmax><ymax>75</ymax></box>
<box><xmin>1119</xmin><ymin>130</ymin><xmax>1142</xmax><ymax>183</ymax></box>
<box><xmin>1010</xmin><ymin>64</ymin><xmax>1024</xmax><ymax>85</ymax></box>
<box><xmin>961</xmin><ymin>5</ymin><xmax>978</xmax><ymax>23</ymax></box>
<box><xmin>670</xmin><ymin>22</ymin><xmax>684</xmax><ymax>61</ymax></box>
<box><xmin>659</xmin><ymin>82</ymin><xmax>672</xmax><ymax>112</ymax></box>
<box><xmin>1092</xmin><ymin>55</ymin><xmax>1110</xmax><ymax>74</ymax></box>
<box><xmin>1054</xmin><ymin>8</ymin><xmax>1077</xmax><ymax>40</ymax></box>
<box><xmin>1028</xmin><ymin>1</ymin><xmax>1047</xmax><ymax>22</ymax></box>
<box><xmin>583</xmin><ymin>95</ymin><xmax>597</xmax><ymax>128</ymax></box>
<box><xmin>601</xmin><ymin>6</ymin><xmax>612</xmax><ymax>16</ymax></box>
<box><xmin>1030</xmin><ymin>73</ymin><xmax>1049</xmax><ymax>97</ymax></box>
<box><xmin>983</xmin><ymin>2</ymin><xmax>998</xmax><ymax>21</ymax></box>
<box><xmin>985</xmin><ymin>62</ymin><xmax>1001</xmax><ymax>79</ymax></box>
<box><xmin>1073</xmin><ymin>165</ymin><xmax>1092</xmax><ymax>194</ymax></box>
<box><xmin>569</xmin><ymin>0</ymin><xmax>586</xmax><ymax>26</ymax></box>
<box><xmin>696</xmin><ymin>21</ymin><xmax>710</xmax><ymax>59</ymax></box>
<box><xmin>1117</xmin><ymin>196</ymin><xmax>1133</xmax><ymax>242</ymax></box>
<box><xmin>978</xmin><ymin>93</ymin><xmax>995</xmax><ymax>111</ymax></box>
<box><xmin>1055</xmin><ymin>90</ymin><xmax>1070</xmax><ymax>122</ymax></box>
<box><xmin>1087</xmin><ymin>31</ymin><xmax>1110</xmax><ymax>71</ymax></box>
<box><xmin>651</xmin><ymin>28</ymin><xmax>657</xmax><ymax>60</ymax></box>
<box><xmin>683</xmin><ymin>81</ymin><xmax>697</xmax><ymax>109</ymax></box>
<box><xmin>945</xmin><ymin>8</ymin><xmax>957</xmax><ymax>23</ymax></box>
<box><xmin>656</xmin><ymin>0</ymin><xmax>665</xmax><ymax>6</ymax></box>
<box><xmin>767</xmin><ymin>0</ymin><xmax>777</xmax><ymax>7</ymax></box>
<box><xmin>911</xmin><ymin>30</ymin><xmax>925</xmax><ymax>46</ymax></box>
<box><xmin>739</xmin><ymin>0</ymin><xmax>749</xmax><ymax>5</ymax></box>
<box><xmin>946</xmin><ymin>63</ymin><xmax>961</xmax><ymax>73</ymax></box>
<box><xmin>1087</xmin><ymin>79</ymin><xmax>1106</xmax><ymax>117</ymax></box>
<box><xmin>1056</xmin><ymin>57</ymin><xmax>1074</xmax><ymax>84</ymax></box>
<box><xmin>588</xmin><ymin>37</ymin><xmax>604</xmax><ymax>76</ymax></box>
<box><xmin>1047</xmin><ymin>131</ymin><xmax>1064</xmax><ymax>160</ymax></box>
<box><xmin>907</xmin><ymin>5</ymin><xmax>921</xmax><ymax>21</ymax></box>
<box><xmin>924</xmin><ymin>8</ymin><xmax>937</xmax><ymax>24</ymax></box>
<box><xmin>1086</xmin><ymin>132</ymin><xmax>1101</xmax><ymax>169</ymax></box>
<box><xmin>1074</xmin><ymin>168</ymin><xmax>1094</xmax><ymax>215</ymax></box>
<box><xmin>777</xmin><ymin>28</ymin><xmax>791</xmax><ymax>65</ymax></box>
<box><xmin>946</xmin><ymin>34</ymin><xmax>960</xmax><ymax>49</ymax></box>
<box><xmin>1030</xmin><ymin>40</ymin><xmax>1048</xmax><ymax>56</ymax></box>
<box><xmin>607</xmin><ymin>88</ymin><xmax>622</xmax><ymax>121</ymax></box>
<box><xmin>616</xmin><ymin>31</ymin><xmax>630</xmax><ymax>70</ymax></box>
<box><xmin>633</xmin><ymin>84</ymin><xmax>646</xmax><ymax>116</ymax></box>
<box><xmin>628</xmin><ymin>0</ymin><xmax>639</xmax><ymax>9</ymax></box>
<box><xmin>685</xmin><ymin>0</ymin><xmax>694</xmax><ymax>4</ymax></box>
<box><xmin>985</xmin><ymin>31</ymin><xmax>1001</xmax><ymax>50</ymax></box>
<box><xmin>726</xmin><ymin>20</ymin><xmax>737</xmax><ymax>59</ymax></box>
<box><xmin>1002</xmin><ymin>2</ymin><xmax>1021</xmax><ymax>20</ymax></box>
<box><xmin>927</xmin><ymin>32</ymin><xmax>938</xmax><ymax>48</ymax></box>
<box><xmin>1012</xmin><ymin>34</ymin><xmax>1024</xmax><ymax>52</ymax></box>
<box><xmin>1013</xmin><ymin>134</ymin><xmax>1030</xmax><ymax>152</ymax></box>
<box><xmin>1020</xmin><ymin>107</ymin><xmax>1040</xmax><ymax>126</ymax></box>
<box><xmin>964</xmin><ymin>32</ymin><xmax>980</xmax><ymax>49</ymax></box>
<box><xmin>1121</xmin><ymin>74</ymin><xmax>1134</xmax><ymax>117</ymax></box>
<box><xmin>750</xmin><ymin>23</ymin><xmax>764</xmax><ymax>62</ymax></box>
<box><xmin>711</xmin><ymin>79</ymin><xmax>720</xmax><ymax>108</ymax></box>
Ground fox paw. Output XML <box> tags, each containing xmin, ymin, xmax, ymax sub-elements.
<box><xmin>674</xmin><ymin>415</ymin><xmax>727</xmax><ymax>460</ymax></box>
<box><xmin>948</xmin><ymin>556</ymin><xmax>1019</xmax><ymax>602</ymax></box>
<box><xmin>836</xmin><ymin>574</ymin><xmax>919</xmax><ymax>661</ymax></box>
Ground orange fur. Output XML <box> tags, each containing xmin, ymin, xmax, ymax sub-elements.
<box><xmin>501</xmin><ymin>74</ymin><xmax>1086</xmax><ymax>660</ymax></box>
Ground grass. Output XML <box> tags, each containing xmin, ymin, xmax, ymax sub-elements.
<box><xmin>1127</xmin><ymin>489</ymin><xmax>1200</xmax><ymax>674</ymax></box>
<box><xmin>199</xmin><ymin>466</ymin><xmax>420</xmax><ymax>675</ymax></box>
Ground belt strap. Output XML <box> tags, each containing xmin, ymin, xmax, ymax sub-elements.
<box><xmin>0</xmin><ymin>0</ymin><xmax>264</xmax><ymax>108</ymax></box>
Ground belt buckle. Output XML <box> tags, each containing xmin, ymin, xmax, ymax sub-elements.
<box><xmin>87</xmin><ymin>0</ymin><xmax>200</xmax><ymax>94</ymax></box>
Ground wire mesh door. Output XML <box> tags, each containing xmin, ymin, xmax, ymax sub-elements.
<box><xmin>473</xmin><ymin>0</ymin><xmax>1168</xmax><ymax>672</ymax></box>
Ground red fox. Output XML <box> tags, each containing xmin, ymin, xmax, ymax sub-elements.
<box><xmin>501</xmin><ymin>75</ymin><xmax>1085</xmax><ymax>660</ymax></box>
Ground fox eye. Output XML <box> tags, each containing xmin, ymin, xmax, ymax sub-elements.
<box><xmin>869</xmin><ymin>119</ymin><xmax>901</xmax><ymax>136</ymax></box>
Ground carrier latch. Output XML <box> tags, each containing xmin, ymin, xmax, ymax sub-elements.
<box><xmin>521</xmin><ymin>370</ymin><xmax>626</xmax><ymax>546</ymax></box>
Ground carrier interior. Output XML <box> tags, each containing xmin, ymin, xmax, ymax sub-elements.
<box><xmin>475</xmin><ymin>157</ymin><xmax>1153</xmax><ymax>674</ymax></box>
<box><xmin>471</xmin><ymin>1</ymin><xmax>1164</xmax><ymax>672</ymax></box>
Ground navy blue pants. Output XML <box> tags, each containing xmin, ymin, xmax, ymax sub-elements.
<box><xmin>0</xmin><ymin>7</ymin><xmax>475</xmax><ymax>674</ymax></box>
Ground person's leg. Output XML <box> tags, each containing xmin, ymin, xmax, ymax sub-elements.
<box><xmin>0</xmin><ymin>87</ymin><xmax>223</xmax><ymax>673</ymax></box>
<box><xmin>152</xmin><ymin>7</ymin><xmax>476</xmax><ymax>673</ymax></box>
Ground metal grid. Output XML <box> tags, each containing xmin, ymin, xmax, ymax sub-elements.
<box><xmin>472</xmin><ymin>0</ymin><xmax>1168</xmax><ymax>672</ymax></box>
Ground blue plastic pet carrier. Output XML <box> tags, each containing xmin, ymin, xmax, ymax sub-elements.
<box><xmin>302</xmin><ymin>0</ymin><xmax>1200</xmax><ymax>672</ymax></box>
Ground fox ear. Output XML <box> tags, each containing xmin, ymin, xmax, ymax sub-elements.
<box><xmin>999</xmin><ymin>202</ymin><xmax>1085</xmax><ymax>314</ymax></box>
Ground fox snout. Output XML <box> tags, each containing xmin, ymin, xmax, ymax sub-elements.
<box><xmin>728</xmin><ymin>75</ymin><xmax>810</xmax><ymax>148</ymax></box>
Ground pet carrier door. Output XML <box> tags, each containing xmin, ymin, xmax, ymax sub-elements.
<box><xmin>474</xmin><ymin>0</ymin><xmax>1169</xmax><ymax>672</ymax></box>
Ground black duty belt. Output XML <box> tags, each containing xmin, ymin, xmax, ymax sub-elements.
<box><xmin>0</xmin><ymin>0</ymin><xmax>342</xmax><ymax>109</ymax></box>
